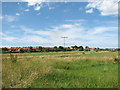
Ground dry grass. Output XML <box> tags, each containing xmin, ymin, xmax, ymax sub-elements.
<box><xmin>2</xmin><ymin>51</ymin><xmax>118</xmax><ymax>88</ymax></box>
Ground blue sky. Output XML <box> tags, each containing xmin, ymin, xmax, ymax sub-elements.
<box><xmin>1</xmin><ymin>1</ymin><xmax>118</xmax><ymax>48</ymax></box>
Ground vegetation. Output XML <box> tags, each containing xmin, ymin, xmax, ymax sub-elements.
<box><xmin>1</xmin><ymin>46</ymin><xmax>118</xmax><ymax>54</ymax></box>
<box><xmin>2</xmin><ymin>51</ymin><xmax>118</xmax><ymax>88</ymax></box>
<box><xmin>79</xmin><ymin>46</ymin><xmax>84</xmax><ymax>51</ymax></box>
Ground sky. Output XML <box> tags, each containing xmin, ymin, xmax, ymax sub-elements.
<box><xmin>0</xmin><ymin>0</ymin><xmax>118</xmax><ymax>48</ymax></box>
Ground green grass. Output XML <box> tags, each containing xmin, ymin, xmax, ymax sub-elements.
<box><xmin>2</xmin><ymin>51</ymin><xmax>78</xmax><ymax>57</ymax></box>
<box><xmin>2</xmin><ymin>51</ymin><xmax>118</xmax><ymax>88</ymax></box>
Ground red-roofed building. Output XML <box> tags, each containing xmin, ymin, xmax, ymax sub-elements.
<box><xmin>8</xmin><ymin>47</ymin><xmax>21</xmax><ymax>51</ymax></box>
<box><xmin>88</xmin><ymin>47</ymin><xmax>96</xmax><ymax>51</ymax></box>
<box><xmin>32</xmin><ymin>47</ymin><xmax>39</xmax><ymax>49</ymax></box>
<box><xmin>22</xmin><ymin>47</ymin><xmax>29</xmax><ymax>50</ymax></box>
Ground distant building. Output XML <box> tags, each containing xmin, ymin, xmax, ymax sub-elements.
<box><xmin>88</xmin><ymin>47</ymin><xmax>96</xmax><ymax>51</ymax></box>
<box><xmin>7</xmin><ymin>47</ymin><xmax>21</xmax><ymax>51</ymax></box>
<box><xmin>85</xmin><ymin>47</ymin><xmax>96</xmax><ymax>51</ymax></box>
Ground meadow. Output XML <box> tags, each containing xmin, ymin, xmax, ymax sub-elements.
<box><xmin>2</xmin><ymin>51</ymin><xmax>119</xmax><ymax>88</ymax></box>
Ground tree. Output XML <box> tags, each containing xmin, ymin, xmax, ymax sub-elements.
<box><xmin>54</xmin><ymin>46</ymin><xmax>58</xmax><ymax>52</ymax></box>
<box><xmin>74</xmin><ymin>45</ymin><xmax>78</xmax><ymax>49</ymax></box>
<box><xmin>28</xmin><ymin>46</ymin><xmax>33</xmax><ymax>53</ymax></box>
<box><xmin>59</xmin><ymin>46</ymin><xmax>64</xmax><ymax>49</ymax></box>
<box><xmin>65</xmin><ymin>47</ymin><xmax>71</xmax><ymax>51</ymax></box>
<box><xmin>19</xmin><ymin>49</ymin><xmax>24</xmax><ymax>53</ymax></box>
<box><xmin>54</xmin><ymin>46</ymin><xmax>57</xmax><ymax>49</ymax></box>
<box><xmin>85</xmin><ymin>46</ymin><xmax>89</xmax><ymax>51</ymax></box>
<box><xmin>38</xmin><ymin>46</ymin><xmax>43</xmax><ymax>52</ymax></box>
<box><xmin>59</xmin><ymin>46</ymin><xmax>64</xmax><ymax>51</ymax></box>
<box><xmin>71</xmin><ymin>45</ymin><xmax>78</xmax><ymax>50</ymax></box>
<box><xmin>95</xmin><ymin>47</ymin><xmax>100</xmax><ymax>52</ymax></box>
<box><xmin>79</xmin><ymin>46</ymin><xmax>84</xmax><ymax>51</ymax></box>
<box><xmin>97</xmin><ymin>48</ymin><xmax>100</xmax><ymax>50</ymax></box>
<box><xmin>85</xmin><ymin>46</ymin><xmax>89</xmax><ymax>49</ymax></box>
<box><xmin>2</xmin><ymin>47</ymin><xmax>8</xmax><ymax>51</ymax></box>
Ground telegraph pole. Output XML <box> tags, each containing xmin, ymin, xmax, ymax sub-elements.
<box><xmin>61</xmin><ymin>37</ymin><xmax>68</xmax><ymax>53</ymax></box>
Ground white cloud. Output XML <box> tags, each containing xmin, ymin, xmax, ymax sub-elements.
<box><xmin>24</xmin><ymin>9</ymin><xmax>30</xmax><ymax>12</ymax></box>
<box><xmin>79</xmin><ymin>8</ymin><xmax>82</xmax><ymax>11</ymax></box>
<box><xmin>64</xmin><ymin>9</ymin><xmax>70</xmax><ymax>12</ymax></box>
<box><xmin>2</xmin><ymin>37</ymin><xmax>16</xmax><ymax>42</ymax></box>
<box><xmin>0</xmin><ymin>32</ymin><xmax>6</xmax><ymax>36</ymax></box>
<box><xmin>61</xmin><ymin>24</ymin><xmax>73</xmax><ymax>28</ymax></box>
<box><xmin>2</xmin><ymin>21</ymin><xmax>118</xmax><ymax>48</ymax></box>
<box><xmin>23</xmin><ymin>0</ymin><xmax>42</xmax><ymax>6</ymax></box>
<box><xmin>20</xmin><ymin>35</ymin><xmax>49</xmax><ymax>44</ymax></box>
<box><xmin>0</xmin><ymin>31</ymin><xmax>17</xmax><ymax>42</ymax></box>
<box><xmin>11</xmin><ymin>25</ymin><xmax>16</xmax><ymax>28</ymax></box>
<box><xmin>17</xmin><ymin>2</ymin><xmax>20</xmax><ymax>5</ymax></box>
<box><xmin>64</xmin><ymin>19</ymin><xmax>86</xmax><ymax>22</ymax></box>
<box><xmin>23</xmin><ymin>0</ymin><xmax>43</xmax><ymax>10</ymax></box>
<box><xmin>20</xmin><ymin>24</ymin><xmax>84</xmax><ymax>46</ymax></box>
<box><xmin>22</xmin><ymin>0</ymin><xmax>56</xmax><ymax>11</ymax></box>
<box><xmin>37</xmin><ymin>13</ymin><xmax>40</xmax><ymax>15</ymax></box>
<box><xmin>86</xmin><ymin>0</ymin><xmax>118</xmax><ymax>16</ymax></box>
<box><xmin>0</xmin><ymin>16</ymin><xmax>3</xmax><ymax>19</ymax></box>
<box><xmin>5</xmin><ymin>15</ymin><xmax>16</xmax><ymax>22</ymax></box>
<box><xmin>48</xmin><ymin>7</ymin><xmax>55</xmax><ymax>10</ymax></box>
<box><xmin>91</xmin><ymin>27</ymin><xmax>117</xmax><ymax>34</ymax></box>
<box><xmin>86</xmin><ymin>8</ymin><xmax>93</xmax><ymax>13</ymax></box>
<box><xmin>16</xmin><ymin>13</ymin><xmax>20</xmax><ymax>16</ymax></box>
<box><xmin>34</xmin><ymin>5</ymin><xmax>41</xmax><ymax>10</ymax></box>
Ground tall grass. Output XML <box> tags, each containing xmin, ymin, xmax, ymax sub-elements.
<box><xmin>2</xmin><ymin>51</ymin><xmax>118</xmax><ymax>88</ymax></box>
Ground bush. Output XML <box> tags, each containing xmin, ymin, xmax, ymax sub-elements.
<box><xmin>10</xmin><ymin>54</ymin><xmax>18</xmax><ymax>63</ymax></box>
<box><xmin>96</xmin><ymin>50</ymin><xmax>98</xmax><ymax>52</ymax></box>
<box><xmin>114</xmin><ymin>58</ymin><xmax>120</xmax><ymax>63</ymax></box>
<box><xmin>82</xmin><ymin>52</ymin><xmax>85</xmax><ymax>54</ymax></box>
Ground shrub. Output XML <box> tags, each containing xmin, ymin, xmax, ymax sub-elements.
<box><xmin>10</xmin><ymin>54</ymin><xmax>18</xmax><ymax>63</ymax></box>
<box><xmin>114</xmin><ymin>58</ymin><xmax>120</xmax><ymax>63</ymax></box>
<box><xmin>82</xmin><ymin>52</ymin><xmax>85</xmax><ymax>54</ymax></box>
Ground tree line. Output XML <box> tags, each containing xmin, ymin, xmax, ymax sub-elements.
<box><xmin>1</xmin><ymin>45</ymin><xmax>118</xmax><ymax>53</ymax></box>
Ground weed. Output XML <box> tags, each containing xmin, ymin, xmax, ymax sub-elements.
<box><xmin>91</xmin><ymin>64</ymin><xmax>95</xmax><ymax>67</ymax></box>
<box><xmin>96</xmin><ymin>50</ymin><xmax>98</xmax><ymax>52</ymax></box>
<box><xmin>2</xmin><ymin>57</ymin><xmax>7</xmax><ymax>61</ymax></box>
<box><xmin>82</xmin><ymin>52</ymin><xmax>85</xmax><ymax>54</ymax></box>
<box><xmin>2</xmin><ymin>51</ymin><xmax>118</xmax><ymax>88</ymax></box>
<box><xmin>114</xmin><ymin>58</ymin><xmax>120</xmax><ymax>63</ymax></box>
<box><xmin>10</xmin><ymin>54</ymin><xmax>18</xmax><ymax>63</ymax></box>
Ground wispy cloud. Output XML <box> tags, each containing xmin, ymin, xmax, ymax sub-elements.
<box><xmin>2</xmin><ymin>37</ymin><xmax>17</xmax><ymax>42</ymax></box>
<box><xmin>24</xmin><ymin>9</ymin><xmax>30</xmax><ymax>12</ymax></box>
<box><xmin>0</xmin><ymin>32</ymin><xmax>6</xmax><ymax>36</ymax></box>
<box><xmin>0</xmin><ymin>15</ymin><xmax>3</xmax><ymax>19</ymax></box>
<box><xmin>20</xmin><ymin>35</ymin><xmax>50</xmax><ymax>44</ymax></box>
<box><xmin>18</xmin><ymin>22</ymin><xmax>117</xmax><ymax>47</ymax></box>
<box><xmin>64</xmin><ymin>9</ymin><xmax>70</xmax><ymax>12</ymax></box>
<box><xmin>16</xmin><ymin>13</ymin><xmax>20</xmax><ymax>16</ymax></box>
<box><xmin>48</xmin><ymin>7</ymin><xmax>55</xmax><ymax>10</ymax></box>
<box><xmin>5</xmin><ymin>15</ymin><xmax>16</xmax><ymax>22</ymax></box>
<box><xmin>34</xmin><ymin>4</ymin><xmax>41</xmax><ymax>10</ymax></box>
<box><xmin>91</xmin><ymin>27</ymin><xmax>117</xmax><ymax>35</ymax></box>
<box><xmin>79</xmin><ymin>8</ymin><xmax>82</xmax><ymax>11</ymax></box>
<box><xmin>20</xmin><ymin>26</ymin><xmax>51</xmax><ymax>36</ymax></box>
<box><xmin>37</xmin><ymin>13</ymin><xmax>40</xmax><ymax>15</ymax></box>
<box><xmin>0</xmin><ymin>32</ymin><xmax>17</xmax><ymax>42</ymax></box>
<box><xmin>64</xmin><ymin>19</ymin><xmax>86</xmax><ymax>23</ymax></box>
<box><xmin>1</xmin><ymin>20</ymin><xmax>117</xmax><ymax>47</ymax></box>
<box><xmin>19</xmin><ymin>23</ymin><xmax>84</xmax><ymax>45</ymax></box>
<box><xmin>86</xmin><ymin>8</ymin><xmax>93</xmax><ymax>13</ymax></box>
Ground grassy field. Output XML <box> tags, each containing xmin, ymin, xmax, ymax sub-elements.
<box><xmin>2</xmin><ymin>51</ymin><xmax>119</xmax><ymax>88</ymax></box>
